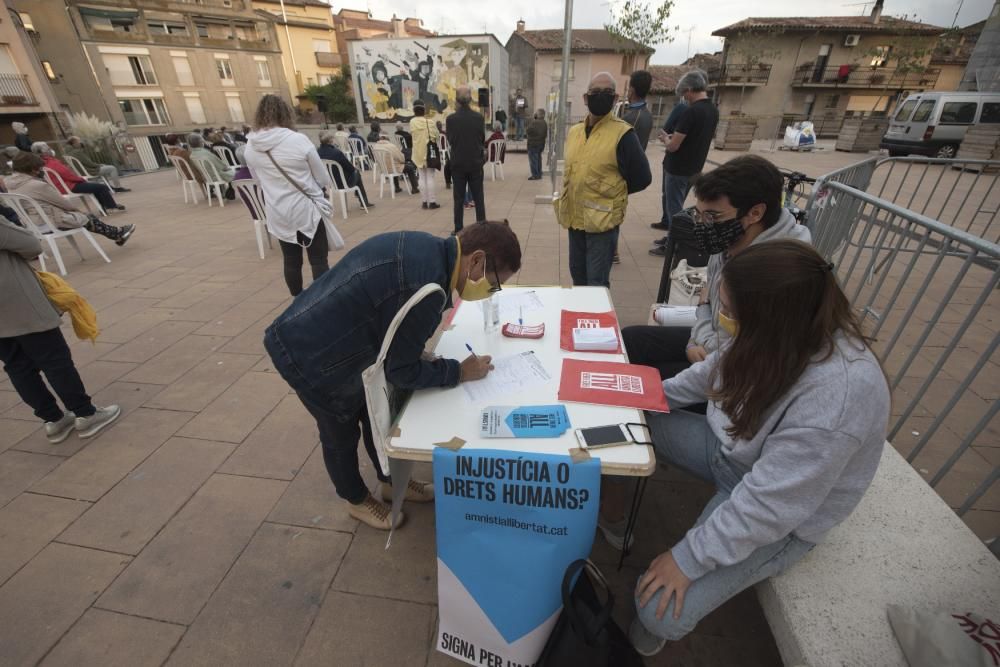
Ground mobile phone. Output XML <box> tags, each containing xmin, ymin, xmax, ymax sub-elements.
<box><xmin>575</xmin><ymin>424</ymin><xmax>631</xmax><ymax>450</ymax></box>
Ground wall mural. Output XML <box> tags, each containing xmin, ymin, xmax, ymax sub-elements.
<box><xmin>352</xmin><ymin>37</ymin><xmax>490</xmax><ymax>121</ymax></box>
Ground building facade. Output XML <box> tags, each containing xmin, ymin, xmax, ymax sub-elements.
<box><xmin>0</xmin><ymin>0</ymin><xmax>65</xmax><ymax>146</ymax></box>
<box><xmin>333</xmin><ymin>9</ymin><xmax>434</xmax><ymax>76</ymax></box>
<box><xmin>13</xmin><ymin>0</ymin><xmax>290</xmax><ymax>168</ymax></box>
<box><xmin>506</xmin><ymin>22</ymin><xmax>652</xmax><ymax>124</ymax></box>
<box><xmin>711</xmin><ymin>3</ymin><xmax>944</xmax><ymax>139</ymax></box>
<box><xmin>252</xmin><ymin>0</ymin><xmax>340</xmax><ymax>103</ymax></box>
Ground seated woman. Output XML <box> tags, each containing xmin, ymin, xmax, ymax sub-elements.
<box><xmin>5</xmin><ymin>152</ymin><xmax>134</xmax><ymax>246</ymax></box>
<box><xmin>486</xmin><ymin>122</ymin><xmax>506</xmax><ymax>163</ymax></box>
<box><xmin>30</xmin><ymin>142</ymin><xmax>125</xmax><ymax>212</ymax></box>
<box><xmin>208</xmin><ymin>132</ymin><xmax>239</xmax><ymax>166</ymax></box>
<box><xmin>628</xmin><ymin>240</ymin><xmax>890</xmax><ymax>656</ymax></box>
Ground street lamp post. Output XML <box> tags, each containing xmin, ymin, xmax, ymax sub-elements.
<box><xmin>536</xmin><ymin>0</ymin><xmax>574</xmax><ymax>205</ymax></box>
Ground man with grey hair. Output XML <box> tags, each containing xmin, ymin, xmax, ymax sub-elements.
<box><xmin>555</xmin><ymin>72</ymin><xmax>651</xmax><ymax>288</ymax></box>
<box><xmin>65</xmin><ymin>136</ymin><xmax>129</xmax><ymax>192</ymax></box>
<box><xmin>31</xmin><ymin>141</ymin><xmax>125</xmax><ymax>211</ymax></box>
<box><xmin>649</xmin><ymin>69</ymin><xmax>718</xmax><ymax>254</ymax></box>
<box><xmin>445</xmin><ymin>84</ymin><xmax>486</xmax><ymax>233</ymax></box>
<box><xmin>11</xmin><ymin>121</ymin><xmax>32</xmax><ymax>152</ymax></box>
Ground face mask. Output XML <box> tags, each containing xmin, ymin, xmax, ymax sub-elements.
<box><xmin>585</xmin><ymin>91</ymin><xmax>615</xmax><ymax>117</ymax></box>
<box><xmin>459</xmin><ymin>254</ymin><xmax>493</xmax><ymax>302</ymax></box>
<box><xmin>693</xmin><ymin>217</ymin><xmax>747</xmax><ymax>255</ymax></box>
<box><xmin>718</xmin><ymin>311</ymin><xmax>739</xmax><ymax>337</ymax></box>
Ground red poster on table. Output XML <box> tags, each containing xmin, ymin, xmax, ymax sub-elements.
<box><xmin>559</xmin><ymin>310</ymin><xmax>622</xmax><ymax>353</ymax></box>
<box><xmin>558</xmin><ymin>358</ymin><xmax>670</xmax><ymax>413</ymax></box>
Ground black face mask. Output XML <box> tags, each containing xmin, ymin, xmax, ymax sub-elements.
<box><xmin>692</xmin><ymin>217</ymin><xmax>747</xmax><ymax>255</ymax></box>
<box><xmin>586</xmin><ymin>91</ymin><xmax>616</xmax><ymax>117</ymax></box>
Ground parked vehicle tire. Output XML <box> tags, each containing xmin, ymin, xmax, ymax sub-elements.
<box><xmin>935</xmin><ymin>144</ymin><xmax>958</xmax><ymax>159</ymax></box>
<box><xmin>888</xmin><ymin>149</ymin><xmax>906</xmax><ymax>157</ymax></box>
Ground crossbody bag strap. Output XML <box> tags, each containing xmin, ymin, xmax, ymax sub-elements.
<box><xmin>263</xmin><ymin>149</ymin><xmax>326</xmax><ymax>217</ymax></box>
<box><xmin>375</xmin><ymin>283</ymin><xmax>445</xmax><ymax>367</ymax></box>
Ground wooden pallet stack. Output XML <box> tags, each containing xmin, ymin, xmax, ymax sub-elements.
<box><xmin>955</xmin><ymin>125</ymin><xmax>1000</xmax><ymax>171</ymax></box>
<box><xmin>714</xmin><ymin>116</ymin><xmax>757</xmax><ymax>151</ymax></box>
<box><xmin>835</xmin><ymin>117</ymin><xmax>889</xmax><ymax>153</ymax></box>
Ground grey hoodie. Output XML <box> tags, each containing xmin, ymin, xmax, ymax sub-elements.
<box><xmin>690</xmin><ymin>209</ymin><xmax>812</xmax><ymax>353</ymax></box>
<box><xmin>664</xmin><ymin>331</ymin><xmax>890</xmax><ymax>580</ymax></box>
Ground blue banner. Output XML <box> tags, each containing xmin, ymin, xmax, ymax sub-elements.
<box><xmin>434</xmin><ymin>448</ymin><xmax>600</xmax><ymax>666</ymax></box>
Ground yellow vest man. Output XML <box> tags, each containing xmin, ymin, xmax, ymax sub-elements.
<box><xmin>555</xmin><ymin>72</ymin><xmax>651</xmax><ymax>287</ymax></box>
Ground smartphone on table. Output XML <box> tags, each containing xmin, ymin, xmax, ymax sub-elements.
<box><xmin>575</xmin><ymin>424</ymin><xmax>631</xmax><ymax>450</ymax></box>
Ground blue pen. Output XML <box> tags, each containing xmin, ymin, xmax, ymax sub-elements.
<box><xmin>465</xmin><ymin>343</ymin><xmax>477</xmax><ymax>358</ymax></box>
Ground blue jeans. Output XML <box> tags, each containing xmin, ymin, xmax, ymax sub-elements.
<box><xmin>660</xmin><ymin>172</ymin><xmax>691</xmax><ymax>229</ymax></box>
<box><xmin>634</xmin><ymin>410</ymin><xmax>815</xmax><ymax>641</ymax></box>
<box><xmin>528</xmin><ymin>148</ymin><xmax>543</xmax><ymax>178</ymax></box>
<box><xmin>515</xmin><ymin>116</ymin><xmax>526</xmax><ymax>140</ymax></box>
<box><xmin>568</xmin><ymin>227</ymin><xmax>619</xmax><ymax>288</ymax></box>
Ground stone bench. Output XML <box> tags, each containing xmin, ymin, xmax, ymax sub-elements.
<box><xmin>756</xmin><ymin>443</ymin><xmax>1000</xmax><ymax>666</ymax></box>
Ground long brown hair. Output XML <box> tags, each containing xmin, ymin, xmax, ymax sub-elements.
<box><xmin>254</xmin><ymin>94</ymin><xmax>294</xmax><ymax>131</ymax></box>
<box><xmin>710</xmin><ymin>240</ymin><xmax>875</xmax><ymax>440</ymax></box>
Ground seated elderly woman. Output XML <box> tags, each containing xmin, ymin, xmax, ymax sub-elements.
<box><xmin>487</xmin><ymin>122</ymin><xmax>506</xmax><ymax>163</ymax></box>
<box><xmin>31</xmin><ymin>142</ymin><xmax>125</xmax><ymax>212</ymax></box>
<box><xmin>188</xmin><ymin>133</ymin><xmax>235</xmax><ymax>200</ymax></box>
<box><xmin>208</xmin><ymin>132</ymin><xmax>239</xmax><ymax>166</ymax></box>
<box><xmin>5</xmin><ymin>152</ymin><xmax>134</xmax><ymax>245</ymax></box>
<box><xmin>64</xmin><ymin>136</ymin><xmax>130</xmax><ymax>193</ymax></box>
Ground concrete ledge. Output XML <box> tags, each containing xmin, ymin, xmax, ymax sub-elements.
<box><xmin>757</xmin><ymin>443</ymin><xmax>1000</xmax><ymax>667</ymax></box>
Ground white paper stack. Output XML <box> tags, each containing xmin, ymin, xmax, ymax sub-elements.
<box><xmin>572</xmin><ymin>327</ymin><xmax>619</xmax><ymax>351</ymax></box>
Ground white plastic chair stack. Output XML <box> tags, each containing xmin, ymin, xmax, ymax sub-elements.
<box><xmin>348</xmin><ymin>137</ymin><xmax>372</xmax><ymax>175</ymax></box>
<box><xmin>193</xmin><ymin>157</ymin><xmax>227</xmax><ymax>207</ymax></box>
<box><xmin>167</xmin><ymin>156</ymin><xmax>201</xmax><ymax>204</ymax></box>
<box><xmin>322</xmin><ymin>159</ymin><xmax>368</xmax><ymax>219</ymax></box>
<box><xmin>41</xmin><ymin>166</ymin><xmax>106</xmax><ymax>216</ymax></box>
<box><xmin>65</xmin><ymin>155</ymin><xmax>113</xmax><ymax>190</ymax></box>
<box><xmin>487</xmin><ymin>140</ymin><xmax>506</xmax><ymax>181</ymax></box>
<box><xmin>0</xmin><ymin>192</ymin><xmax>110</xmax><ymax>276</ymax></box>
<box><xmin>212</xmin><ymin>145</ymin><xmax>237</xmax><ymax>167</ymax></box>
<box><xmin>371</xmin><ymin>148</ymin><xmax>411</xmax><ymax>200</ymax></box>
<box><xmin>231</xmin><ymin>178</ymin><xmax>273</xmax><ymax>260</ymax></box>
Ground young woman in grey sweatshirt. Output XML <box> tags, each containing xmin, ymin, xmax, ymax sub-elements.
<box><xmin>630</xmin><ymin>240</ymin><xmax>891</xmax><ymax>656</ymax></box>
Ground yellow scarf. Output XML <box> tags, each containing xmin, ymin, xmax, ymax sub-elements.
<box><xmin>36</xmin><ymin>271</ymin><xmax>99</xmax><ymax>342</ymax></box>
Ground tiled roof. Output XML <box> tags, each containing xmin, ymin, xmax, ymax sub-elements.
<box><xmin>648</xmin><ymin>65</ymin><xmax>684</xmax><ymax>93</ymax></box>
<box><xmin>713</xmin><ymin>16</ymin><xmax>945</xmax><ymax>36</ymax></box>
<box><xmin>511</xmin><ymin>29</ymin><xmax>653</xmax><ymax>54</ymax></box>
<box><xmin>255</xmin><ymin>0</ymin><xmax>332</xmax><ymax>7</ymax></box>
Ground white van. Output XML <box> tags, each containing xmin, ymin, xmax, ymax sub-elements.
<box><xmin>880</xmin><ymin>92</ymin><xmax>1000</xmax><ymax>158</ymax></box>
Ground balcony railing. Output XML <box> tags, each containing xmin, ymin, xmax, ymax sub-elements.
<box><xmin>0</xmin><ymin>74</ymin><xmax>38</xmax><ymax>106</ymax></box>
<box><xmin>315</xmin><ymin>52</ymin><xmax>343</xmax><ymax>68</ymax></box>
<box><xmin>792</xmin><ymin>65</ymin><xmax>939</xmax><ymax>89</ymax></box>
<box><xmin>708</xmin><ymin>63</ymin><xmax>773</xmax><ymax>86</ymax></box>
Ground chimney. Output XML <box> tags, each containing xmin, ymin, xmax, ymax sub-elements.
<box><xmin>517</xmin><ymin>19</ymin><xmax>525</xmax><ymax>34</ymax></box>
<box><xmin>391</xmin><ymin>14</ymin><xmax>405</xmax><ymax>37</ymax></box>
<box><xmin>871</xmin><ymin>0</ymin><xmax>884</xmax><ymax>24</ymax></box>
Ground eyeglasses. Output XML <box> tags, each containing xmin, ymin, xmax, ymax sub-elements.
<box><xmin>490</xmin><ymin>259</ymin><xmax>502</xmax><ymax>293</ymax></box>
<box><xmin>691</xmin><ymin>207</ymin><xmax>742</xmax><ymax>225</ymax></box>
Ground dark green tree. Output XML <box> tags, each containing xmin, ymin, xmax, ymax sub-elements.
<box><xmin>302</xmin><ymin>65</ymin><xmax>357</xmax><ymax>123</ymax></box>
<box><xmin>605</xmin><ymin>0</ymin><xmax>677</xmax><ymax>54</ymax></box>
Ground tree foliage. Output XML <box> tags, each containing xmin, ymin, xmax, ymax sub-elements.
<box><xmin>605</xmin><ymin>0</ymin><xmax>677</xmax><ymax>53</ymax></box>
<box><xmin>302</xmin><ymin>65</ymin><xmax>356</xmax><ymax>123</ymax></box>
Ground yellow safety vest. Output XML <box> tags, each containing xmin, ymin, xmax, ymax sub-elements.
<box><xmin>554</xmin><ymin>114</ymin><xmax>631</xmax><ymax>233</ymax></box>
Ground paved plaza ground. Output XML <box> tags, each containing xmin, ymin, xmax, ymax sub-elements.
<box><xmin>0</xmin><ymin>139</ymin><xmax>995</xmax><ymax>666</ymax></box>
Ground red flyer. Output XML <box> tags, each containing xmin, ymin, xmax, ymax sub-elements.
<box><xmin>559</xmin><ymin>310</ymin><xmax>622</xmax><ymax>353</ymax></box>
<box><xmin>557</xmin><ymin>358</ymin><xmax>670</xmax><ymax>413</ymax></box>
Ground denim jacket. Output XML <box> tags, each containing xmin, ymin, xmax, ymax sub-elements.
<box><xmin>265</xmin><ymin>231</ymin><xmax>460</xmax><ymax>402</ymax></box>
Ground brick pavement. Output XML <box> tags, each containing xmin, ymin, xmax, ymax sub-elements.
<box><xmin>0</xmin><ymin>140</ymin><xmax>994</xmax><ymax>666</ymax></box>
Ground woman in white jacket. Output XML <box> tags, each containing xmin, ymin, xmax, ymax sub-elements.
<box><xmin>245</xmin><ymin>95</ymin><xmax>343</xmax><ymax>296</ymax></box>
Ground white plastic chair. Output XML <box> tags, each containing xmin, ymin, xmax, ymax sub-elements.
<box><xmin>334</xmin><ymin>134</ymin><xmax>351</xmax><ymax>153</ymax></box>
<box><xmin>487</xmin><ymin>140</ymin><xmax>506</xmax><ymax>181</ymax></box>
<box><xmin>438</xmin><ymin>134</ymin><xmax>451</xmax><ymax>162</ymax></box>
<box><xmin>212</xmin><ymin>145</ymin><xmax>237</xmax><ymax>167</ymax></box>
<box><xmin>65</xmin><ymin>155</ymin><xmax>113</xmax><ymax>190</ymax></box>
<box><xmin>167</xmin><ymin>155</ymin><xmax>201</xmax><ymax>205</ymax></box>
<box><xmin>192</xmin><ymin>157</ymin><xmax>228</xmax><ymax>207</ymax></box>
<box><xmin>371</xmin><ymin>147</ymin><xmax>412</xmax><ymax>200</ymax></box>
<box><xmin>231</xmin><ymin>179</ymin><xmax>273</xmax><ymax>260</ymax></box>
<box><xmin>0</xmin><ymin>192</ymin><xmax>110</xmax><ymax>276</ymax></box>
<box><xmin>348</xmin><ymin>137</ymin><xmax>373</xmax><ymax>175</ymax></box>
<box><xmin>322</xmin><ymin>159</ymin><xmax>368</xmax><ymax>219</ymax></box>
<box><xmin>41</xmin><ymin>166</ymin><xmax>106</xmax><ymax>216</ymax></box>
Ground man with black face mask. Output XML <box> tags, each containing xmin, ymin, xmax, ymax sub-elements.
<box><xmin>555</xmin><ymin>72</ymin><xmax>651</xmax><ymax>288</ymax></box>
<box><xmin>621</xmin><ymin>155</ymin><xmax>812</xmax><ymax>383</ymax></box>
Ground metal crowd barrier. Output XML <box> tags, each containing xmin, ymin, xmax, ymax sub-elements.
<box><xmin>805</xmin><ymin>160</ymin><xmax>999</xmax><ymax>522</ymax></box>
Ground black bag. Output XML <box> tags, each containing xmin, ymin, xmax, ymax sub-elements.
<box><xmin>537</xmin><ymin>559</ymin><xmax>645</xmax><ymax>667</ymax></box>
<box><xmin>423</xmin><ymin>119</ymin><xmax>442</xmax><ymax>170</ymax></box>
<box><xmin>670</xmin><ymin>208</ymin><xmax>709</xmax><ymax>268</ymax></box>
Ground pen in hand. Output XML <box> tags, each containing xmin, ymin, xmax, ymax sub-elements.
<box><xmin>465</xmin><ymin>343</ymin><xmax>477</xmax><ymax>358</ymax></box>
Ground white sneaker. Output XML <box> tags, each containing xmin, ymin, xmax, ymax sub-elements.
<box><xmin>44</xmin><ymin>414</ymin><xmax>76</xmax><ymax>444</ymax></box>
<box><xmin>74</xmin><ymin>405</ymin><xmax>121</xmax><ymax>439</ymax></box>
<box><xmin>348</xmin><ymin>493</ymin><xmax>406</xmax><ymax>531</ymax></box>
<box><xmin>597</xmin><ymin>515</ymin><xmax>636</xmax><ymax>551</ymax></box>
